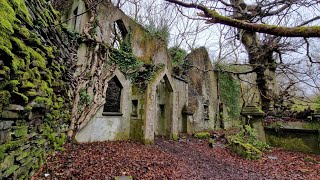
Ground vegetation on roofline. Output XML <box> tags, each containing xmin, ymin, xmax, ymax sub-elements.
<box><xmin>109</xmin><ymin>30</ymin><xmax>165</xmax><ymax>90</ymax></box>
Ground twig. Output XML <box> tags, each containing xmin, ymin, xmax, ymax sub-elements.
<box><xmin>51</xmin><ymin>0</ymin><xmax>104</xmax><ymax>27</ymax></box>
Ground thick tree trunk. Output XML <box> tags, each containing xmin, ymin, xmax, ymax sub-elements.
<box><xmin>231</xmin><ymin>0</ymin><xmax>276</xmax><ymax>112</ymax></box>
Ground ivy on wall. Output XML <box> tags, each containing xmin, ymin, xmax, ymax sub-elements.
<box><xmin>218</xmin><ymin>71</ymin><xmax>241</xmax><ymax>120</ymax></box>
<box><xmin>169</xmin><ymin>46</ymin><xmax>187</xmax><ymax>67</ymax></box>
<box><xmin>0</xmin><ymin>0</ymin><xmax>77</xmax><ymax>178</ymax></box>
<box><xmin>109</xmin><ymin>32</ymin><xmax>165</xmax><ymax>90</ymax></box>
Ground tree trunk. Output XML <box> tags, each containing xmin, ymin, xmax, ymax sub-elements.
<box><xmin>232</xmin><ymin>0</ymin><xmax>276</xmax><ymax>112</ymax></box>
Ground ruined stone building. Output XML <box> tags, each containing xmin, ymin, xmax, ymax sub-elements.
<box><xmin>61</xmin><ymin>0</ymin><xmax>240</xmax><ymax>143</ymax></box>
<box><xmin>0</xmin><ymin>0</ymin><xmax>242</xmax><ymax>178</ymax></box>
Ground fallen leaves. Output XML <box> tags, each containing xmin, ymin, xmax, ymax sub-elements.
<box><xmin>33</xmin><ymin>138</ymin><xmax>320</xmax><ymax>179</ymax></box>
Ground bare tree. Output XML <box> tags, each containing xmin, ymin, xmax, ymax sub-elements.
<box><xmin>165</xmin><ymin>0</ymin><xmax>320</xmax><ymax>112</ymax></box>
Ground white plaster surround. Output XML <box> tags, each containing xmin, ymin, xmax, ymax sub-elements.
<box><xmin>75</xmin><ymin>69</ymin><xmax>131</xmax><ymax>142</ymax></box>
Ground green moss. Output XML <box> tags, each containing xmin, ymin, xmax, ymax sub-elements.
<box><xmin>0</xmin><ymin>138</ymin><xmax>28</xmax><ymax>158</ymax></box>
<box><xmin>16</xmin><ymin>149</ymin><xmax>31</xmax><ymax>161</ymax></box>
<box><xmin>27</xmin><ymin>47</ymin><xmax>46</xmax><ymax>69</ymax></box>
<box><xmin>0</xmin><ymin>0</ymin><xmax>16</xmax><ymax>37</ymax></box>
<box><xmin>218</xmin><ymin>71</ymin><xmax>241</xmax><ymax>120</ymax></box>
<box><xmin>14</xmin><ymin>126</ymin><xmax>28</xmax><ymax>137</ymax></box>
<box><xmin>9</xmin><ymin>80</ymin><xmax>19</xmax><ymax>86</ymax></box>
<box><xmin>0</xmin><ymin>45</ymin><xmax>14</xmax><ymax>59</ymax></box>
<box><xmin>172</xmin><ymin>133</ymin><xmax>179</xmax><ymax>141</ymax></box>
<box><xmin>12</xmin><ymin>56</ymin><xmax>25</xmax><ymax>71</ymax></box>
<box><xmin>13</xmin><ymin>91</ymin><xmax>28</xmax><ymax>104</ymax></box>
<box><xmin>24</xmin><ymin>105</ymin><xmax>32</xmax><ymax>111</ymax></box>
<box><xmin>114</xmin><ymin>132</ymin><xmax>129</xmax><ymax>140</ymax></box>
<box><xmin>57</xmin><ymin>97</ymin><xmax>64</xmax><ymax>102</ymax></box>
<box><xmin>25</xmin><ymin>90</ymin><xmax>38</xmax><ymax>97</ymax></box>
<box><xmin>303</xmin><ymin>122</ymin><xmax>320</xmax><ymax>130</ymax></box>
<box><xmin>44</xmin><ymin>46</ymin><xmax>54</xmax><ymax>59</ymax></box>
<box><xmin>169</xmin><ymin>46</ymin><xmax>187</xmax><ymax>67</ymax></box>
<box><xmin>267</xmin><ymin>135</ymin><xmax>313</xmax><ymax>153</ymax></box>
<box><xmin>0</xmin><ymin>153</ymin><xmax>14</xmax><ymax>171</ymax></box>
<box><xmin>8</xmin><ymin>0</ymin><xmax>33</xmax><ymax>26</ymax></box>
<box><xmin>26</xmin><ymin>32</ymin><xmax>42</xmax><ymax>47</ymax></box>
<box><xmin>194</xmin><ymin>132</ymin><xmax>211</xmax><ymax>139</ymax></box>
<box><xmin>228</xmin><ymin>125</ymin><xmax>269</xmax><ymax>151</ymax></box>
<box><xmin>209</xmin><ymin>138</ymin><xmax>216</xmax><ymax>147</ymax></box>
<box><xmin>39</xmin><ymin>80</ymin><xmax>53</xmax><ymax>96</ymax></box>
<box><xmin>144</xmin><ymin>139</ymin><xmax>154</xmax><ymax>145</ymax></box>
<box><xmin>10</xmin><ymin>37</ymin><xmax>26</xmax><ymax>51</ymax></box>
<box><xmin>34</xmin><ymin>96</ymin><xmax>53</xmax><ymax>107</ymax></box>
<box><xmin>21</xmin><ymin>81</ymin><xmax>35</xmax><ymax>89</ymax></box>
<box><xmin>19</xmin><ymin>27</ymin><xmax>30</xmax><ymax>38</ymax></box>
<box><xmin>229</xmin><ymin>140</ymin><xmax>262</xmax><ymax>160</ymax></box>
<box><xmin>37</xmin><ymin>138</ymin><xmax>46</xmax><ymax>146</ymax></box>
<box><xmin>130</xmin><ymin>119</ymin><xmax>144</xmax><ymax>142</ymax></box>
<box><xmin>3</xmin><ymin>165</ymin><xmax>19</xmax><ymax>178</ymax></box>
<box><xmin>0</xmin><ymin>90</ymin><xmax>11</xmax><ymax>112</ymax></box>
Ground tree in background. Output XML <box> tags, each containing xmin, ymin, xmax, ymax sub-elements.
<box><xmin>165</xmin><ymin>0</ymin><xmax>320</xmax><ymax>113</ymax></box>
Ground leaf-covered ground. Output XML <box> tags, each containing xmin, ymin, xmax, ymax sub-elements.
<box><xmin>34</xmin><ymin>138</ymin><xmax>320</xmax><ymax>179</ymax></box>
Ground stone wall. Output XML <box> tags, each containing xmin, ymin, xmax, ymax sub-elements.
<box><xmin>0</xmin><ymin>0</ymin><xmax>77</xmax><ymax>178</ymax></box>
<box><xmin>184</xmin><ymin>47</ymin><xmax>218</xmax><ymax>132</ymax></box>
<box><xmin>172</xmin><ymin>76</ymin><xmax>188</xmax><ymax>133</ymax></box>
<box><xmin>75</xmin><ymin>70</ymin><xmax>131</xmax><ymax>142</ymax></box>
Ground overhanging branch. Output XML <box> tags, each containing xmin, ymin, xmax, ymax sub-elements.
<box><xmin>165</xmin><ymin>0</ymin><xmax>320</xmax><ymax>37</ymax></box>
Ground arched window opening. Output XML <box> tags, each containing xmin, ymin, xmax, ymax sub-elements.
<box><xmin>103</xmin><ymin>76</ymin><xmax>123</xmax><ymax>113</ymax></box>
<box><xmin>72</xmin><ymin>7</ymin><xmax>78</xmax><ymax>31</ymax></box>
<box><xmin>110</xmin><ymin>19</ymin><xmax>128</xmax><ymax>49</ymax></box>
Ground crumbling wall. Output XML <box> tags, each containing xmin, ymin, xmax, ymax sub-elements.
<box><xmin>184</xmin><ymin>47</ymin><xmax>218</xmax><ymax>132</ymax></box>
<box><xmin>60</xmin><ymin>0</ymin><xmax>173</xmax><ymax>143</ymax></box>
<box><xmin>0</xmin><ymin>0</ymin><xmax>77</xmax><ymax>178</ymax></box>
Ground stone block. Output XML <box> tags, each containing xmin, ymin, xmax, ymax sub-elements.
<box><xmin>3</xmin><ymin>165</ymin><xmax>19</xmax><ymax>178</ymax></box>
<box><xmin>5</xmin><ymin>104</ymin><xmax>24</xmax><ymax>111</ymax></box>
<box><xmin>28</xmin><ymin>111</ymin><xmax>44</xmax><ymax>120</ymax></box>
<box><xmin>0</xmin><ymin>130</ymin><xmax>12</xmax><ymax>144</ymax></box>
<box><xmin>1</xmin><ymin>111</ymin><xmax>19</xmax><ymax>119</ymax></box>
<box><xmin>0</xmin><ymin>121</ymin><xmax>14</xmax><ymax>130</ymax></box>
<box><xmin>13</xmin><ymin>166</ymin><xmax>29</xmax><ymax>180</ymax></box>
<box><xmin>16</xmin><ymin>149</ymin><xmax>31</xmax><ymax>161</ymax></box>
<box><xmin>0</xmin><ymin>153</ymin><xmax>14</xmax><ymax>171</ymax></box>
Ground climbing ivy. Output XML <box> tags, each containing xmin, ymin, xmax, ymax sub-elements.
<box><xmin>169</xmin><ymin>46</ymin><xmax>187</xmax><ymax>67</ymax></box>
<box><xmin>79</xmin><ymin>88</ymin><xmax>91</xmax><ymax>106</ymax></box>
<box><xmin>218</xmin><ymin>71</ymin><xmax>241</xmax><ymax>120</ymax></box>
<box><xmin>109</xmin><ymin>31</ymin><xmax>165</xmax><ymax>89</ymax></box>
<box><xmin>145</xmin><ymin>21</ymin><xmax>170</xmax><ymax>43</ymax></box>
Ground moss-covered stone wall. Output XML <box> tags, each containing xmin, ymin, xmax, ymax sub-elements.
<box><xmin>0</xmin><ymin>0</ymin><xmax>77</xmax><ymax>178</ymax></box>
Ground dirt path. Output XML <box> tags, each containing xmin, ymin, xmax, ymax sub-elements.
<box><xmin>34</xmin><ymin>138</ymin><xmax>320</xmax><ymax>179</ymax></box>
<box><xmin>155</xmin><ymin>139</ymin><xmax>259</xmax><ymax>179</ymax></box>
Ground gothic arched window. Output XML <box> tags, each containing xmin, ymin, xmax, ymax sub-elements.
<box><xmin>103</xmin><ymin>76</ymin><xmax>123</xmax><ymax>113</ymax></box>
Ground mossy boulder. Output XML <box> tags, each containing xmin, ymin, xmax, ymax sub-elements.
<box><xmin>194</xmin><ymin>132</ymin><xmax>211</xmax><ymax>139</ymax></box>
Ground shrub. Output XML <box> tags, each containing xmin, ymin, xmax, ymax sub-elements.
<box><xmin>227</xmin><ymin>125</ymin><xmax>269</xmax><ymax>159</ymax></box>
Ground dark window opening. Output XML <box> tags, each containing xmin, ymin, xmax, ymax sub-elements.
<box><xmin>219</xmin><ymin>103</ymin><xmax>224</xmax><ymax>129</ymax></box>
<box><xmin>204</xmin><ymin>101</ymin><xmax>209</xmax><ymax>120</ymax></box>
<box><xmin>103</xmin><ymin>76</ymin><xmax>123</xmax><ymax>113</ymax></box>
<box><xmin>131</xmin><ymin>100</ymin><xmax>138</xmax><ymax>117</ymax></box>
<box><xmin>110</xmin><ymin>19</ymin><xmax>128</xmax><ymax>49</ymax></box>
<box><xmin>115</xmin><ymin>20</ymin><xmax>128</xmax><ymax>38</ymax></box>
<box><xmin>160</xmin><ymin>104</ymin><xmax>165</xmax><ymax>117</ymax></box>
<box><xmin>72</xmin><ymin>7</ymin><xmax>78</xmax><ymax>30</ymax></box>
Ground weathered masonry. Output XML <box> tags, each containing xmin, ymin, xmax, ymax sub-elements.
<box><xmin>0</xmin><ymin>0</ymin><xmax>241</xmax><ymax>178</ymax></box>
<box><xmin>61</xmin><ymin>0</ymin><xmax>240</xmax><ymax>143</ymax></box>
